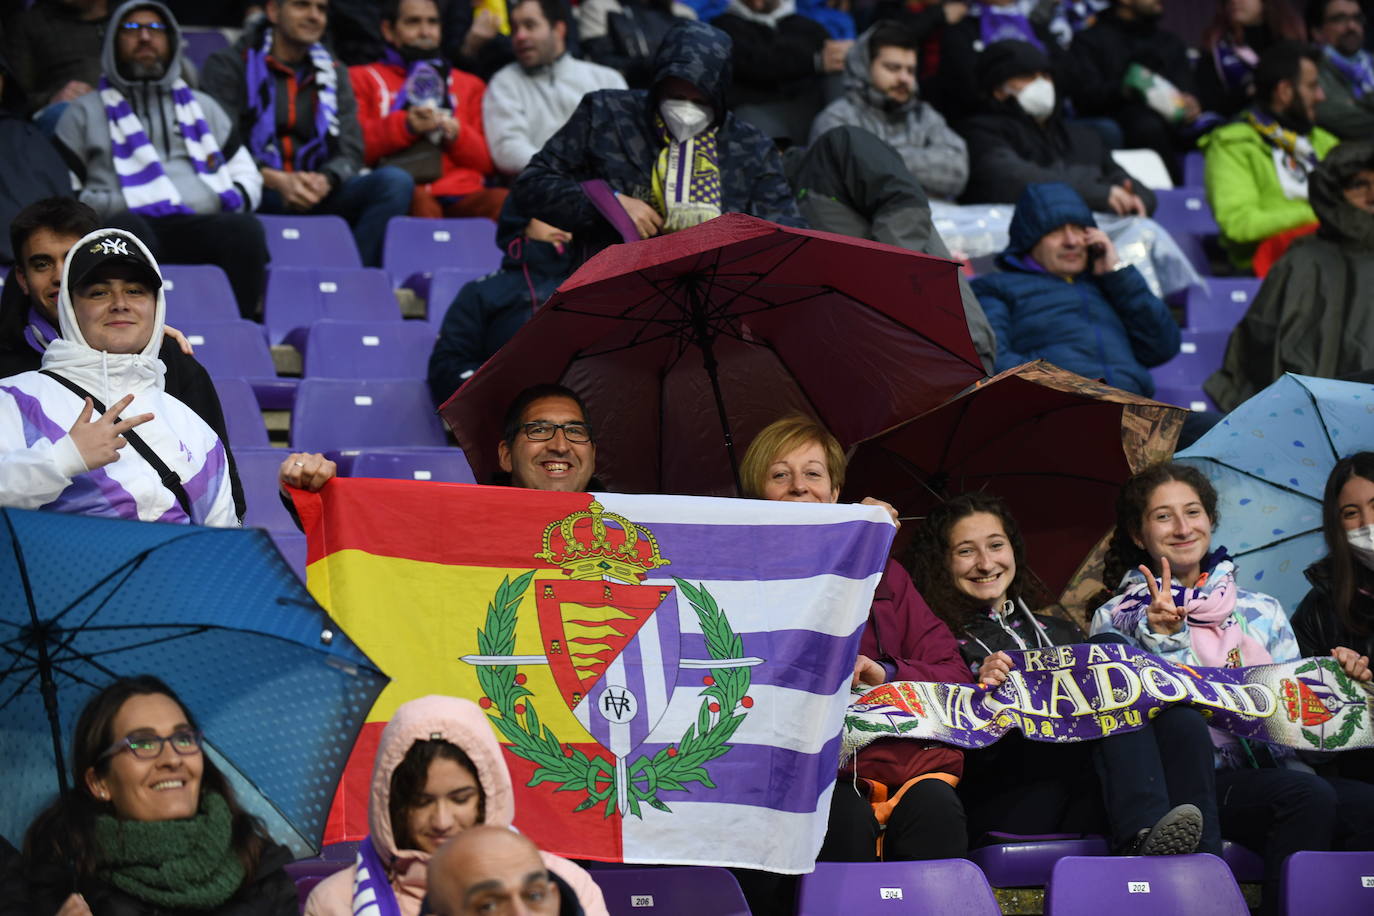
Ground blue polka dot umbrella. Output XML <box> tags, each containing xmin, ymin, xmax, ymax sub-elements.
<box><xmin>1175</xmin><ymin>373</ymin><xmax>1374</xmax><ymax>616</ymax></box>
<box><xmin>0</xmin><ymin>509</ymin><xmax>388</xmax><ymax>853</ymax></box>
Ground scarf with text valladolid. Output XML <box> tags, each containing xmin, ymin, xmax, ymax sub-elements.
<box><xmin>101</xmin><ymin>77</ymin><xmax>244</xmax><ymax>217</ymax></box>
<box><xmin>650</xmin><ymin>119</ymin><xmax>722</xmax><ymax>233</ymax></box>
<box><xmin>245</xmin><ymin>27</ymin><xmax>339</xmax><ymax>171</ymax></box>
<box><xmin>1323</xmin><ymin>45</ymin><xmax>1374</xmax><ymax>100</ymax></box>
<box><xmin>1244</xmin><ymin>108</ymin><xmax>1319</xmax><ymax>200</ymax></box>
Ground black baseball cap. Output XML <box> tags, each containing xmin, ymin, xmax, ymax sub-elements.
<box><xmin>67</xmin><ymin>230</ymin><xmax>162</xmax><ymax>292</ymax></box>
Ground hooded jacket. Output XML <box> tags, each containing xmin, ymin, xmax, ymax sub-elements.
<box><xmin>808</xmin><ymin>27</ymin><xmax>968</xmax><ymax>201</ymax></box>
<box><xmin>1205</xmin><ymin>141</ymin><xmax>1374</xmax><ymax>411</ymax></box>
<box><xmin>303</xmin><ymin>696</ymin><xmax>608</xmax><ymax>916</ymax></box>
<box><xmin>54</xmin><ymin>1</ymin><xmax>262</xmax><ymax>221</ymax></box>
<box><xmin>969</xmin><ymin>182</ymin><xmax>1179</xmax><ymax>396</ymax></box>
<box><xmin>0</xmin><ymin>229</ymin><xmax>236</xmax><ymax>525</ymax></box>
<box><xmin>512</xmin><ymin>19</ymin><xmax>804</xmax><ymax>263</ymax></box>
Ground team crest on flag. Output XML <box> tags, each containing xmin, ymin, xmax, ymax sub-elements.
<box><xmin>1281</xmin><ymin>659</ymin><xmax>1372</xmax><ymax>750</ymax></box>
<box><xmin>464</xmin><ymin>500</ymin><xmax>756</xmax><ymax>817</ymax></box>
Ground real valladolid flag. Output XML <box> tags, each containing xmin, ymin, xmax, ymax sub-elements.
<box><xmin>293</xmin><ymin>479</ymin><xmax>894</xmax><ymax>871</ymax></box>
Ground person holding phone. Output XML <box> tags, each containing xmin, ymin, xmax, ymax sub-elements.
<box><xmin>971</xmin><ymin>181</ymin><xmax>1180</xmax><ymax>398</ymax></box>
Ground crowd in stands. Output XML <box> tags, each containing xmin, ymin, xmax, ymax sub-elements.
<box><xmin>4</xmin><ymin>0</ymin><xmax>1374</xmax><ymax>912</ymax></box>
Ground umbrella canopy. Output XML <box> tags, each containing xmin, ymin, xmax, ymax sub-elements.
<box><xmin>0</xmin><ymin>509</ymin><xmax>388</xmax><ymax>853</ymax></box>
<box><xmin>439</xmin><ymin>213</ymin><xmax>984</xmax><ymax>497</ymax></box>
<box><xmin>842</xmin><ymin>361</ymin><xmax>1185</xmax><ymax>597</ymax></box>
<box><xmin>1176</xmin><ymin>373</ymin><xmax>1374</xmax><ymax>615</ymax></box>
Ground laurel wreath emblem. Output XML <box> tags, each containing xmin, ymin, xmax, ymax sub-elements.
<box><xmin>475</xmin><ymin>572</ymin><xmax>751</xmax><ymax>818</ymax></box>
<box><xmin>1294</xmin><ymin>658</ymin><xmax>1368</xmax><ymax>751</ymax></box>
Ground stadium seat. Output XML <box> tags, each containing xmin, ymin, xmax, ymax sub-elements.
<box><xmin>1150</xmin><ymin>329</ymin><xmax>1228</xmax><ymax>388</ymax></box>
<box><xmin>290</xmin><ymin>378</ymin><xmax>446</xmax><ymax>452</ymax></box>
<box><xmin>1281</xmin><ymin>850</ymin><xmax>1374</xmax><ymax>915</ymax></box>
<box><xmin>968</xmin><ymin>834</ymin><xmax>1110</xmax><ymax>887</ymax></box>
<box><xmin>177</xmin><ymin>319</ymin><xmax>297</xmax><ymax>409</ymax></box>
<box><xmin>233</xmin><ymin>447</ymin><xmax>298</xmax><ymax>533</ymax></box>
<box><xmin>182</xmin><ymin>29</ymin><xmax>230</xmax><ymax>70</ymax></box>
<box><xmin>258</xmin><ymin>214</ymin><xmax>361</xmax><ymax>269</ymax></box>
<box><xmin>270</xmin><ymin>531</ymin><xmax>307</xmax><ymax>583</ymax></box>
<box><xmin>1043</xmin><ymin>854</ymin><xmax>1247</xmax><ymax>915</ymax></box>
<box><xmin>1152</xmin><ymin>189</ymin><xmax>1219</xmax><ymax>275</ymax></box>
<box><xmin>590</xmin><ymin>866</ymin><xmax>750</xmax><ymax>916</ymax></box>
<box><xmin>1222</xmin><ymin>841</ymin><xmax>1264</xmax><ymax>884</ymax></box>
<box><xmin>424</xmin><ymin>265</ymin><xmax>493</xmax><ymax>329</ymax></box>
<box><xmin>302</xmin><ymin>320</ymin><xmax>435</xmax><ymax>380</ymax></box>
<box><xmin>382</xmin><ymin>217</ymin><xmax>501</xmax><ymax>294</ymax></box>
<box><xmin>263</xmin><ymin>266</ymin><xmax>399</xmax><ymax>346</ymax></box>
<box><xmin>334</xmin><ymin>447</ymin><xmax>476</xmax><ymax>483</ymax></box>
<box><xmin>796</xmin><ymin>859</ymin><xmax>1000</xmax><ymax>915</ymax></box>
<box><xmin>161</xmin><ymin>264</ymin><xmax>238</xmax><ymax>322</ymax></box>
<box><xmin>212</xmin><ymin>377</ymin><xmax>270</xmax><ymax>447</ymax></box>
<box><xmin>1182</xmin><ymin>152</ymin><xmax>1205</xmax><ymax>188</ymax></box>
<box><xmin>1151</xmin><ymin>384</ymin><xmax>1217</xmax><ymax>413</ymax></box>
<box><xmin>1185</xmin><ymin>278</ymin><xmax>1260</xmax><ymax>332</ymax></box>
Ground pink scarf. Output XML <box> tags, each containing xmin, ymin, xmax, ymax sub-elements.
<box><xmin>1114</xmin><ymin>559</ymin><xmax>1272</xmax><ymax>668</ymax></box>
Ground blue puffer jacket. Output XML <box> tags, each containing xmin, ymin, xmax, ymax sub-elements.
<box><xmin>970</xmin><ymin>183</ymin><xmax>1179</xmax><ymax>396</ymax></box>
<box><xmin>511</xmin><ymin>19</ymin><xmax>804</xmax><ymax>263</ymax></box>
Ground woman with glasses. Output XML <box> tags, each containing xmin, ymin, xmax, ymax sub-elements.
<box><xmin>1</xmin><ymin>675</ymin><xmax>296</xmax><ymax>916</ymax></box>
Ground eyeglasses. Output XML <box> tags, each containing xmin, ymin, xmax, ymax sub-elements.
<box><xmin>521</xmin><ymin>421</ymin><xmax>593</xmax><ymax>443</ymax></box>
<box><xmin>119</xmin><ymin>21</ymin><xmax>168</xmax><ymax>34</ymax></box>
<box><xmin>99</xmin><ymin>729</ymin><xmax>202</xmax><ymax>761</ymax></box>
<box><xmin>1324</xmin><ymin>12</ymin><xmax>1366</xmax><ymax>25</ymax></box>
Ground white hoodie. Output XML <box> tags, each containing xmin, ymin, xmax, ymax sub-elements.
<box><xmin>0</xmin><ymin>229</ymin><xmax>236</xmax><ymax>525</ymax></box>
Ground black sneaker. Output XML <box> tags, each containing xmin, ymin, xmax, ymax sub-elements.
<box><xmin>1121</xmin><ymin>804</ymin><xmax>1203</xmax><ymax>856</ymax></box>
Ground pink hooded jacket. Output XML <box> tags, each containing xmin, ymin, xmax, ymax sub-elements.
<box><xmin>304</xmin><ymin>695</ymin><xmax>607</xmax><ymax>916</ymax></box>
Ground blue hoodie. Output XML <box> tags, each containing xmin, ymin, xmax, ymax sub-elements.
<box><xmin>970</xmin><ymin>183</ymin><xmax>1180</xmax><ymax>395</ymax></box>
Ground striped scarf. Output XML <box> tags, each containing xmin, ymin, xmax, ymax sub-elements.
<box><xmin>650</xmin><ymin>119</ymin><xmax>722</xmax><ymax>233</ymax></box>
<box><xmin>101</xmin><ymin>78</ymin><xmax>244</xmax><ymax>217</ymax></box>
<box><xmin>245</xmin><ymin>27</ymin><xmax>339</xmax><ymax>171</ymax></box>
<box><xmin>350</xmin><ymin>836</ymin><xmax>403</xmax><ymax>916</ymax></box>
<box><xmin>1322</xmin><ymin>45</ymin><xmax>1374</xmax><ymax>100</ymax></box>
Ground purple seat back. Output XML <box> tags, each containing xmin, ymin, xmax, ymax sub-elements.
<box><xmin>590</xmin><ymin>867</ymin><xmax>749</xmax><ymax>916</ymax></box>
<box><xmin>182</xmin><ymin>29</ymin><xmax>230</xmax><ymax>70</ymax></box>
<box><xmin>1183</xmin><ymin>152</ymin><xmax>1205</xmax><ymax>189</ymax></box>
<box><xmin>259</xmin><ymin>214</ymin><xmax>362</xmax><ymax>269</ymax></box>
<box><xmin>211</xmin><ymin>377</ymin><xmax>270</xmax><ymax>447</ymax></box>
<box><xmin>425</xmin><ymin>266</ymin><xmax>492</xmax><ymax>329</ymax></box>
<box><xmin>269</xmin><ymin>530</ymin><xmax>307</xmax><ymax>583</ymax></box>
<box><xmin>1153</xmin><ymin>189</ymin><xmax>1220</xmax><ymax>236</ymax></box>
<box><xmin>969</xmin><ymin>835</ymin><xmax>1110</xmax><ymax>888</ymax></box>
<box><xmin>382</xmin><ymin>217</ymin><xmax>500</xmax><ymax>290</ymax></box>
<box><xmin>178</xmin><ymin>319</ymin><xmax>277</xmax><ymax>379</ymax></box>
<box><xmin>290</xmin><ymin>378</ymin><xmax>447</xmax><ymax>452</ymax></box>
<box><xmin>1281</xmin><ymin>850</ymin><xmax>1374</xmax><ymax>914</ymax></box>
<box><xmin>1150</xmin><ymin>384</ymin><xmax>1218</xmax><ymax>413</ymax></box>
<box><xmin>1044</xmin><ymin>854</ymin><xmax>1247</xmax><ymax>915</ymax></box>
<box><xmin>340</xmin><ymin>447</ymin><xmax>476</xmax><ymax>483</ymax></box>
<box><xmin>1221</xmin><ymin>840</ymin><xmax>1264</xmax><ymax>883</ymax></box>
<box><xmin>162</xmin><ymin>264</ymin><xmax>238</xmax><ymax>322</ymax></box>
<box><xmin>1149</xmin><ymin>329</ymin><xmax>1229</xmax><ymax>388</ymax></box>
<box><xmin>302</xmin><ymin>320</ymin><xmax>436</xmax><ymax>380</ymax></box>
<box><xmin>1185</xmin><ymin>279</ymin><xmax>1260</xmax><ymax>333</ymax></box>
<box><xmin>234</xmin><ymin>447</ymin><xmax>301</xmax><ymax>533</ymax></box>
<box><xmin>264</xmin><ymin>267</ymin><xmax>399</xmax><ymax>345</ymax></box>
<box><xmin>797</xmin><ymin>860</ymin><xmax>1000</xmax><ymax>915</ymax></box>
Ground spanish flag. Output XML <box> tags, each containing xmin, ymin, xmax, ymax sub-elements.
<box><xmin>294</xmin><ymin>479</ymin><xmax>894</xmax><ymax>871</ymax></box>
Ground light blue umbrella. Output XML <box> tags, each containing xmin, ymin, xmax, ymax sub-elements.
<box><xmin>1176</xmin><ymin>373</ymin><xmax>1374</xmax><ymax>615</ymax></box>
<box><xmin>0</xmin><ymin>508</ymin><xmax>388</xmax><ymax>854</ymax></box>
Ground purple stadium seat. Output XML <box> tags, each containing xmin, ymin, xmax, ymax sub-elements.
<box><xmin>1044</xmin><ymin>854</ymin><xmax>1247</xmax><ymax>915</ymax></box>
<box><xmin>177</xmin><ymin>319</ymin><xmax>297</xmax><ymax>409</ymax></box>
<box><xmin>589</xmin><ymin>866</ymin><xmax>749</xmax><ymax>916</ymax></box>
<box><xmin>335</xmin><ymin>446</ymin><xmax>476</xmax><ymax>482</ymax></box>
<box><xmin>211</xmin><ymin>377</ymin><xmax>270</xmax><ymax>447</ymax></box>
<box><xmin>424</xmin><ymin>265</ymin><xmax>492</xmax><ymax>329</ymax></box>
<box><xmin>259</xmin><ymin>214</ymin><xmax>362</xmax><ymax>269</ymax></box>
<box><xmin>382</xmin><ymin>217</ymin><xmax>501</xmax><ymax>293</ymax></box>
<box><xmin>233</xmin><ymin>447</ymin><xmax>298</xmax><ymax>532</ymax></box>
<box><xmin>270</xmin><ymin>531</ymin><xmax>307</xmax><ymax>583</ymax></box>
<box><xmin>302</xmin><ymin>320</ymin><xmax>436</xmax><ymax>379</ymax></box>
<box><xmin>1150</xmin><ymin>328</ymin><xmax>1229</xmax><ymax>388</ymax></box>
<box><xmin>161</xmin><ymin>264</ymin><xmax>238</xmax><ymax>322</ymax></box>
<box><xmin>181</xmin><ymin>29</ymin><xmax>230</xmax><ymax>70</ymax></box>
<box><xmin>284</xmin><ymin>857</ymin><xmax>350</xmax><ymax>911</ymax></box>
<box><xmin>1281</xmin><ymin>850</ymin><xmax>1374</xmax><ymax>914</ymax></box>
<box><xmin>290</xmin><ymin>378</ymin><xmax>447</xmax><ymax>452</ymax></box>
<box><xmin>1222</xmin><ymin>841</ymin><xmax>1264</xmax><ymax>883</ymax></box>
<box><xmin>797</xmin><ymin>859</ymin><xmax>1000</xmax><ymax>915</ymax></box>
<box><xmin>263</xmin><ymin>266</ymin><xmax>399</xmax><ymax>346</ymax></box>
<box><xmin>1183</xmin><ymin>151</ymin><xmax>1205</xmax><ymax>188</ymax></box>
<box><xmin>1151</xmin><ymin>384</ymin><xmax>1218</xmax><ymax>413</ymax></box>
<box><xmin>1152</xmin><ymin>189</ymin><xmax>1220</xmax><ymax>275</ymax></box>
<box><xmin>968</xmin><ymin>834</ymin><xmax>1111</xmax><ymax>887</ymax></box>
<box><xmin>1185</xmin><ymin>279</ymin><xmax>1260</xmax><ymax>333</ymax></box>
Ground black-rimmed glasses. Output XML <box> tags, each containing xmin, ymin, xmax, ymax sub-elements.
<box><xmin>99</xmin><ymin>729</ymin><xmax>202</xmax><ymax>761</ymax></box>
<box><xmin>521</xmin><ymin>422</ymin><xmax>593</xmax><ymax>443</ymax></box>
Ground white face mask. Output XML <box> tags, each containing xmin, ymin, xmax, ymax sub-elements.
<box><xmin>1348</xmin><ymin>524</ymin><xmax>1374</xmax><ymax>571</ymax></box>
<box><xmin>660</xmin><ymin>99</ymin><xmax>713</xmax><ymax>142</ymax></box>
<box><xmin>1013</xmin><ymin>76</ymin><xmax>1056</xmax><ymax>121</ymax></box>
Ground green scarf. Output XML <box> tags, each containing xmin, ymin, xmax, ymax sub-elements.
<box><xmin>94</xmin><ymin>792</ymin><xmax>247</xmax><ymax>909</ymax></box>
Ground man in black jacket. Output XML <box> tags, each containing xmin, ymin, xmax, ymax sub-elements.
<box><xmin>0</xmin><ymin>197</ymin><xmax>246</xmax><ymax>520</ymax></box>
<box><xmin>957</xmin><ymin>39</ymin><xmax>1155</xmax><ymax>215</ymax></box>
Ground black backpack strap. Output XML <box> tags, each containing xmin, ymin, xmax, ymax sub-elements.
<box><xmin>40</xmin><ymin>370</ymin><xmax>195</xmax><ymax>520</ymax></box>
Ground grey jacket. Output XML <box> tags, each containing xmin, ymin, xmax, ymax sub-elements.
<box><xmin>808</xmin><ymin>27</ymin><xmax>968</xmax><ymax>201</ymax></box>
<box><xmin>1315</xmin><ymin>54</ymin><xmax>1374</xmax><ymax>142</ymax></box>
<box><xmin>54</xmin><ymin>0</ymin><xmax>261</xmax><ymax>220</ymax></box>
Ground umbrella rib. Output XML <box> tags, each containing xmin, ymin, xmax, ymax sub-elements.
<box><xmin>1230</xmin><ymin>527</ymin><xmax>1321</xmax><ymax>557</ymax></box>
<box><xmin>1184</xmin><ymin>457</ymin><xmax>1323</xmax><ymax>505</ymax></box>
<box><xmin>1298</xmin><ymin>378</ymin><xmax>1343</xmax><ymax>464</ymax></box>
<box><xmin>63</xmin><ymin>626</ymin><xmax>213</xmax><ymax>661</ymax></box>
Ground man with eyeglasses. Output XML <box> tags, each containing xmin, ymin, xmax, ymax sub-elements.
<box><xmin>52</xmin><ymin>1</ymin><xmax>270</xmax><ymax>319</ymax></box>
<box><xmin>496</xmin><ymin>383</ymin><xmax>597</xmax><ymax>492</ymax></box>
<box><xmin>1310</xmin><ymin>0</ymin><xmax>1374</xmax><ymax>140</ymax></box>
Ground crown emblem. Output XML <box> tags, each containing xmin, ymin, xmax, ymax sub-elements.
<box><xmin>535</xmin><ymin>500</ymin><xmax>669</xmax><ymax>583</ymax></box>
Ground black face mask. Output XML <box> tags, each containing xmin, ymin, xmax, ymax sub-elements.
<box><xmin>396</xmin><ymin>43</ymin><xmax>444</xmax><ymax>64</ymax></box>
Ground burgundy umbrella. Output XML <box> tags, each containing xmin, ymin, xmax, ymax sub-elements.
<box><xmin>841</xmin><ymin>361</ymin><xmax>1186</xmax><ymax>596</ymax></box>
<box><xmin>439</xmin><ymin>213</ymin><xmax>983</xmax><ymax>497</ymax></box>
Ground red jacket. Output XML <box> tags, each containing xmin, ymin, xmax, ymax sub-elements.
<box><xmin>348</xmin><ymin>60</ymin><xmax>495</xmax><ymax>197</ymax></box>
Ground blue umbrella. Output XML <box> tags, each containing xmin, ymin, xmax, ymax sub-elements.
<box><xmin>0</xmin><ymin>508</ymin><xmax>388</xmax><ymax>854</ymax></box>
<box><xmin>1176</xmin><ymin>373</ymin><xmax>1374</xmax><ymax>615</ymax></box>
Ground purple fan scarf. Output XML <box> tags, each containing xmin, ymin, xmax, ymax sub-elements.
<box><xmin>350</xmin><ymin>835</ymin><xmax>403</xmax><ymax>916</ymax></box>
<box><xmin>245</xmin><ymin>28</ymin><xmax>338</xmax><ymax>171</ymax></box>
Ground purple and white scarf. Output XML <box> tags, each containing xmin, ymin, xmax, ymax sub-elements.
<box><xmin>979</xmin><ymin>3</ymin><xmax>1044</xmax><ymax>51</ymax></box>
<box><xmin>1212</xmin><ymin>35</ymin><xmax>1259</xmax><ymax>98</ymax></box>
<box><xmin>380</xmin><ymin>47</ymin><xmax>454</xmax><ymax>112</ymax></box>
<box><xmin>245</xmin><ymin>27</ymin><xmax>339</xmax><ymax>171</ymax></box>
<box><xmin>101</xmin><ymin>77</ymin><xmax>244</xmax><ymax>217</ymax></box>
<box><xmin>1323</xmin><ymin>44</ymin><xmax>1374</xmax><ymax>100</ymax></box>
<box><xmin>350</xmin><ymin>835</ymin><xmax>403</xmax><ymax>916</ymax></box>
